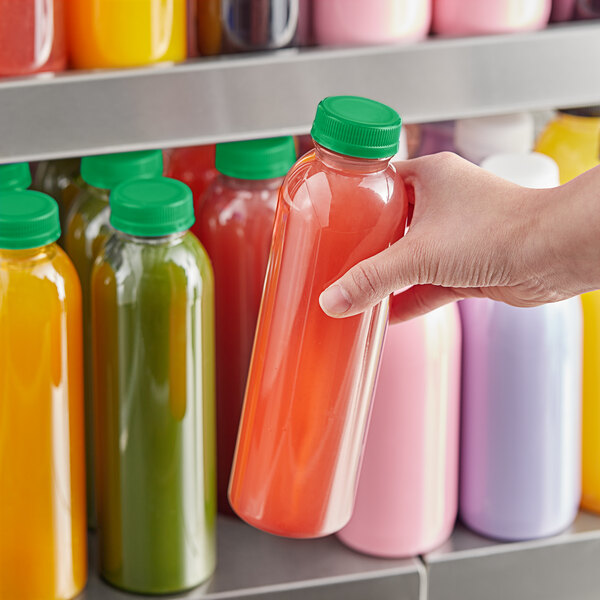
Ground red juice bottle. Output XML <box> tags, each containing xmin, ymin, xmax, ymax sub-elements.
<box><xmin>198</xmin><ymin>137</ymin><xmax>297</xmax><ymax>514</ymax></box>
<box><xmin>229</xmin><ymin>96</ymin><xmax>407</xmax><ymax>538</ymax></box>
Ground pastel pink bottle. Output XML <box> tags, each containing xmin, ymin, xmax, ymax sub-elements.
<box><xmin>432</xmin><ymin>0</ymin><xmax>551</xmax><ymax>35</ymax></box>
<box><xmin>314</xmin><ymin>0</ymin><xmax>431</xmax><ymax>46</ymax></box>
<box><xmin>338</xmin><ymin>303</ymin><xmax>461</xmax><ymax>557</ymax></box>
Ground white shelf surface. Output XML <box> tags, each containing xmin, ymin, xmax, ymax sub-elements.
<box><xmin>1</xmin><ymin>22</ymin><xmax>600</xmax><ymax>163</ymax></box>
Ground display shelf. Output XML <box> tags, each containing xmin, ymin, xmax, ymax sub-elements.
<box><xmin>1</xmin><ymin>22</ymin><xmax>600</xmax><ymax>163</ymax></box>
<box><xmin>424</xmin><ymin>511</ymin><xmax>600</xmax><ymax>600</ymax></box>
<box><xmin>83</xmin><ymin>516</ymin><xmax>425</xmax><ymax>600</ymax></box>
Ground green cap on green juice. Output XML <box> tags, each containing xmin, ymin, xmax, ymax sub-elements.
<box><xmin>311</xmin><ymin>96</ymin><xmax>402</xmax><ymax>159</ymax></box>
<box><xmin>0</xmin><ymin>191</ymin><xmax>60</xmax><ymax>250</ymax></box>
<box><xmin>81</xmin><ymin>150</ymin><xmax>163</xmax><ymax>190</ymax></box>
<box><xmin>110</xmin><ymin>177</ymin><xmax>194</xmax><ymax>237</ymax></box>
<box><xmin>216</xmin><ymin>137</ymin><xmax>297</xmax><ymax>180</ymax></box>
<box><xmin>0</xmin><ymin>163</ymin><xmax>32</xmax><ymax>191</ymax></box>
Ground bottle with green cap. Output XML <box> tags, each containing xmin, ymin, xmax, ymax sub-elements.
<box><xmin>197</xmin><ymin>136</ymin><xmax>296</xmax><ymax>516</ymax></box>
<box><xmin>229</xmin><ymin>96</ymin><xmax>408</xmax><ymax>537</ymax></box>
<box><xmin>0</xmin><ymin>191</ymin><xmax>87</xmax><ymax>600</ymax></box>
<box><xmin>64</xmin><ymin>149</ymin><xmax>163</xmax><ymax>529</ymax></box>
<box><xmin>0</xmin><ymin>162</ymin><xmax>32</xmax><ymax>191</ymax></box>
<box><xmin>92</xmin><ymin>177</ymin><xmax>216</xmax><ymax>594</ymax></box>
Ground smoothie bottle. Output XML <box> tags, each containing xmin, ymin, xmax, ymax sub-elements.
<box><xmin>432</xmin><ymin>0</ymin><xmax>551</xmax><ymax>35</ymax></box>
<box><xmin>92</xmin><ymin>178</ymin><xmax>216</xmax><ymax>593</ymax></box>
<box><xmin>0</xmin><ymin>0</ymin><xmax>66</xmax><ymax>77</ymax></box>
<box><xmin>68</xmin><ymin>0</ymin><xmax>187</xmax><ymax>68</ymax></box>
<box><xmin>0</xmin><ymin>191</ymin><xmax>87</xmax><ymax>600</ymax></box>
<box><xmin>166</xmin><ymin>145</ymin><xmax>218</xmax><ymax>225</ymax></box>
<box><xmin>0</xmin><ymin>162</ymin><xmax>32</xmax><ymax>191</ymax></box>
<box><xmin>551</xmin><ymin>0</ymin><xmax>576</xmax><ymax>20</ymax></box>
<box><xmin>535</xmin><ymin>107</ymin><xmax>600</xmax><ymax>183</ymax></box>
<box><xmin>198</xmin><ymin>137</ymin><xmax>296</xmax><ymax>514</ymax></box>
<box><xmin>417</xmin><ymin>121</ymin><xmax>456</xmax><ymax>156</ymax></box>
<box><xmin>338</xmin><ymin>303</ymin><xmax>461</xmax><ymax>557</ymax></box>
<box><xmin>64</xmin><ymin>150</ymin><xmax>163</xmax><ymax>529</ymax></box>
<box><xmin>455</xmin><ymin>113</ymin><xmax>535</xmax><ymax>165</ymax></box>
<box><xmin>460</xmin><ymin>152</ymin><xmax>582</xmax><ymax>541</ymax></box>
<box><xmin>229</xmin><ymin>96</ymin><xmax>408</xmax><ymax>538</ymax></box>
<box><xmin>314</xmin><ymin>0</ymin><xmax>431</xmax><ymax>46</ymax></box>
<box><xmin>576</xmin><ymin>0</ymin><xmax>600</xmax><ymax>17</ymax></box>
<box><xmin>198</xmin><ymin>0</ymin><xmax>222</xmax><ymax>55</ymax></box>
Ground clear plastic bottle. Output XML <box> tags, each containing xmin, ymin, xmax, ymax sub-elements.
<box><xmin>229</xmin><ymin>96</ymin><xmax>408</xmax><ymax>538</ymax></box>
<box><xmin>338</xmin><ymin>304</ymin><xmax>461</xmax><ymax>557</ymax></box>
<box><xmin>64</xmin><ymin>150</ymin><xmax>164</xmax><ymax>529</ymax></box>
<box><xmin>0</xmin><ymin>162</ymin><xmax>32</xmax><ymax>191</ymax></box>
<box><xmin>67</xmin><ymin>0</ymin><xmax>187</xmax><ymax>68</ymax></box>
<box><xmin>0</xmin><ymin>0</ymin><xmax>66</xmax><ymax>77</ymax></box>
<box><xmin>92</xmin><ymin>178</ymin><xmax>216</xmax><ymax>593</ymax></box>
<box><xmin>460</xmin><ymin>153</ymin><xmax>582</xmax><ymax>541</ymax></box>
<box><xmin>198</xmin><ymin>137</ymin><xmax>296</xmax><ymax>514</ymax></box>
<box><xmin>0</xmin><ymin>191</ymin><xmax>87</xmax><ymax>600</ymax></box>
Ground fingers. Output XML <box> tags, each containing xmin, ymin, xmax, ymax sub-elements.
<box><xmin>390</xmin><ymin>285</ymin><xmax>472</xmax><ymax>323</ymax></box>
<box><xmin>319</xmin><ymin>238</ymin><xmax>423</xmax><ymax>318</ymax></box>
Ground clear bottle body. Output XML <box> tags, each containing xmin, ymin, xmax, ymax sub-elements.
<box><xmin>92</xmin><ymin>231</ymin><xmax>216</xmax><ymax>593</ymax></box>
<box><xmin>0</xmin><ymin>244</ymin><xmax>87</xmax><ymax>600</ymax></box>
<box><xmin>199</xmin><ymin>174</ymin><xmax>280</xmax><ymax>514</ymax></box>
<box><xmin>229</xmin><ymin>144</ymin><xmax>407</xmax><ymax>538</ymax></box>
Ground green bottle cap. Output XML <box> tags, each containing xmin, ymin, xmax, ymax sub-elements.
<box><xmin>0</xmin><ymin>191</ymin><xmax>60</xmax><ymax>250</ymax></box>
<box><xmin>0</xmin><ymin>162</ymin><xmax>32</xmax><ymax>191</ymax></box>
<box><xmin>310</xmin><ymin>96</ymin><xmax>402</xmax><ymax>159</ymax></box>
<box><xmin>81</xmin><ymin>150</ymin><xmax>163</xmax><ymax>190</ymax></box>
<box><xmin>215</xmin><ymin>137</ymin><xmax>297</xmax><ymax>180</ymax></box>
<box><xmin>110</xmin><ymin>177</ymin><xmax>194</xmax><ymax>237</ymax></box>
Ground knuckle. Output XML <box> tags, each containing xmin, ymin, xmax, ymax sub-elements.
<box><xmin>349</xmin><ymin>262</ymin><xmax>384</xmax><ymax>301</ymax></box>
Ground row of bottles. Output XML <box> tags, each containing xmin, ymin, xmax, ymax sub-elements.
<box><xmin>3</xmin><ymin>0</ymin><xmax>600</xmax><ymax>77</ymax></box>
<box><xmin>2</xmin><ymin>99</ymin><xmax>600</xmax><ymax>600</ymax></box>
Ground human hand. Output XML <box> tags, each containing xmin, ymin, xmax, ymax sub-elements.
<box><xmin>319</xmin><ymin>153</ymin><xmax>600</xmax><ymax>323</ymax></box>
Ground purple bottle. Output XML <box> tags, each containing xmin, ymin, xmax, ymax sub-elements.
<box><xmin>460</xmin><ymin>153</ymin><xmax>582</xmax><ymax>541</ymax></box>
<box><xmin>416</xmin><ymin>121</ymin><xmax>456</xmax><ymax>156</ymax></box>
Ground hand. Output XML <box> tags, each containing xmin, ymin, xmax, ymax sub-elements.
<box><xmin>319</xmin><ymin>153</ymin><xmax>600</xmax><ymax>323</ymax></box>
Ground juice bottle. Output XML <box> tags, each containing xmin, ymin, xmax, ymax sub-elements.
<box><xmin>314</xmin><ymin>0</ymin><xmax>431</xmax><ymax>46</ymax></box>
<box><xmin>416</xmin><ymin>121</ymin><xmax>456</xmax><ymax>156</ymax></box>
<box><xmin>166</xmin><ymin>144</ymin><xmax>218</xmax><ymax>224</ymax></box>
<box><xmin>198</xmin><ymin>0</ymin><xmax>222</xmax><ymax>55</ymax></box>
<box><xmin>460</xmin><ymin>153</ymin><xmax>582</xmax><ymax>541</ymax></box>
<box><xmin>92</xmin><ymin>178</ymin><xmax>216</xmax><ymax>593</ymax></box>
<box><xmin>535</xmin><ymin>108</ymin><xmax>600</xmax><ymax>184</ymax></box>
<box><xmin>0</xmin><ymin>0</ymin><xmax>66</xmax><ymax>77</ymax></box>
<box><xmin>198</xmin><ymin>136</ymin><xmax>296</xmax><ymax>514</ymax></box>
<box><xmin>0</xmin><ymin>162</ymin><xmax>32</xmax><ymax>191</ymax></box>
<box><xmin>576</xmin><ymin>0</ymin><xmax>600</xmax><ymax>17</ymax></box>
<box><xmin>455</xmin><ymin>113</ymin><xmax>535</xmax><ymax>165</ymax></box>
<box><xmin>551</xmin><ymin>0</ymin><xmax>576</xmax><ymax>20</ymax></box>
<box><xmin>432</xmin><ymin>0</ymin><xmax>551</xmax><ymax>35</ymax></box>
<box><xmin>0</xmin><ymin>191</ymin><xmax>87</xmax><ymax>600</ymax></box>
<box><xmin>64</xmin><ymin>150</ymin><xmax>163</xmax><ymax>529</ymax></box>
<box><xmin>229</xmin><ymin>96</ymin><xmax>408</xmax><ymax>538</ymax></box>
<box><xmin>338</xmin><ymin>304</ymin><xmax>461</xmax><ymax>557</ymax></box>
<box><xmin>67</xmin><ymin>0</ymin><xmax>187</xmax><ymax>69</ymax></box>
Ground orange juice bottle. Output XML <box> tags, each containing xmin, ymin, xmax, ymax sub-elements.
<box><xmin>68</xmin><ymin>0</ymin><xmax>187</xmax><ymax>68</ymax></box>
<box><xmin>0</xmin><ymin>191</ymin><xmax>87</xmax><ymax>600</ymax></box>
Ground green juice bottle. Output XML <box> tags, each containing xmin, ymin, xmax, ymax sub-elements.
<box><xmin>92</xmin><ymin>177</ymin><xmax>217</xmax><ymax>594</ymax></box>
<box><xmin>64</xmin><ymin>150</ymin><xmax>163</xmax><ymax>529</ymax></box>
<box><xmin>0</xmin><ymin>162</ymin><xmax>31</xmax><ymax>191</ymax></box>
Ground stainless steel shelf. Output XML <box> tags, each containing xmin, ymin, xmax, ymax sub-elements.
<box><xmin>1</xmin><ymin>22</ymin><xmax>600</xmax><ymax>163</ymax></box>
<box><xmin>82</xmin><ymin>516</ymin><xmax>425</xmax><ymax>600</ymax></box>
<box><xmin>424</xmin><ymin>511</ymin><xmax>600</xmax><ymax>600</ymax></box>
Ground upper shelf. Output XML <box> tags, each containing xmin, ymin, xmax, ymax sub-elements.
<box><xmin>1</xmin><ymin>22</ymin><xmax>600</xmax><ymax>163</ymax></box>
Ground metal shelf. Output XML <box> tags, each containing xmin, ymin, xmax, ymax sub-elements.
<box><xmin>424</xmin><ymin>511</ymin><xmax>600</xmax><ymax>600</ymax></box>
<box><xmin>82</xmin><ymin>516</ymin><xmax>425</xmax><ymax>600</ymax></box>
<box><xmin>1</xmin><ymin>22</ymin><xmax>600</xmax><ymax>163</ymax></box>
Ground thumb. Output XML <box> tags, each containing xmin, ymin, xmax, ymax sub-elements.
<box><xmin>319</xmin><ymin>238</ymin><xmax>423</xmax><ymax>318</ymax></box>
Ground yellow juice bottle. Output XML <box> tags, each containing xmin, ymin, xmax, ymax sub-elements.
<box><xmin>536</xmin><ymin>106</ymin><xmax>600</xmax><ymax>514</ymax></box>
<box><xmin>68</xmin><ymin>0</ymin><xmax>187</xmax><ymax>69</ymax></box>
<box><xmin>0</xmin><ymin>191</ymin><xmax>87</xmax><ymax>600</ymax></box>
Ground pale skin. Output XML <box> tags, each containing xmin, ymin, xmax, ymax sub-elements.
<box><xmin>319</xmin><ymin>152</ymin><xmax>600</xmax><ymax>323</ymax></box>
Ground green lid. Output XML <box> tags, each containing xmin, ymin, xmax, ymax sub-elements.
<box><xmin>0</xmin><ymin>162</ymin><xmax>32</xmax><ymax>191</ymax></box>
<box><xmin>310</xmin><ymin>96</ymin><xmax>402</xmax><ymax>159</ymax></box>
<box><xmin>0</xmin><ymin>191</ymin><xmax>60</xmax><ymax>249</ymax></box>
<box><xmin>110</xmin><ymin>177</ymin><xmax>194</xmax><ymax>237</ymax></box>
<box><xmin>81</xmin><ymin>150</ymin><xmax>163</xmax><ymax>190</ymax></box>
<box><xmin>215</xmin><ymin>137</ymin><xmax>297</xmax><ymax>180</ymax></box>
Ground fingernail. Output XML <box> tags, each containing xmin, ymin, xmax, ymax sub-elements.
<box><xmin>319</xmin><ymin>284</ymin><xmax>352</xmax><ymax>316</ymax></box>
